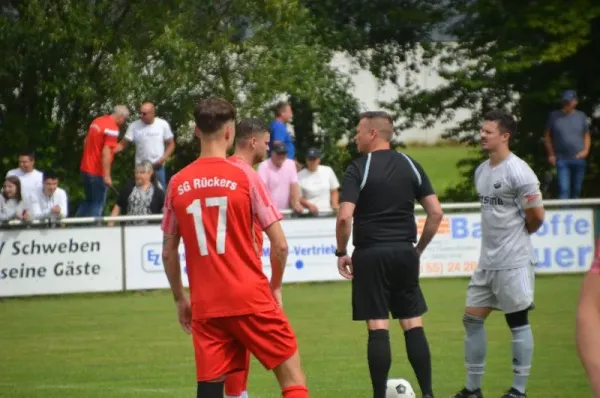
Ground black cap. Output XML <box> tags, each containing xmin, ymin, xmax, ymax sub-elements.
<box><xmin>271</xmin><ymin>142</ymin><xmax>288</xmax><ymax>154</ymax></box>
<box><xmin>306</xmin><ymin>147</ymin><xmax>322</xmax><ymax>159</ymax></box>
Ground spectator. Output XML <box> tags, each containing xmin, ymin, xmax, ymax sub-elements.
<box><xmin>257</xmin><ymin>142</ymin><xmax>303</xmax><ymax>213</ymax></box>
<box><xmin>114</xmin><ymin>102</ymin><xmax>175</xmax><ymax>189</ymax></box>
<box><xmin>31</xmin><ymin>171</ymin><xmax>68</xmax><ymax>221</ymax></box>
<box><xmin>108</xmin><ymin>160</ymin><xmax>164</xmax><ymax>226</ymax></box>
<box><xmin>76</xmin><ymin>105</ymin><xmax>130</xmax><ymax>217</ymax></box>
<box><xmin>269</xmin><ymin>101</ymin><xmax>295</xmax><ymax>160</ymax></box>
<box><xmin>5</xmin><ymin>151</ymin><xmax>43</xmax><ymax>199</ymax></box>
<box><xmin>544</xmin><ymin>90</ymin><xmax>591</xmax><ymax>199</ymax></box>
<box><xmin>297</xmin><ymin>148</ymin><xmax>340</xmax><ymax>214</ymax></box>
<box><xmin>0</xmin><ymin>176</ymin><xmax>32</xmax><ymax>222</ymax></box>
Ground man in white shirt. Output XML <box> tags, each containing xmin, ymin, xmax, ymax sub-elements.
<box><xmin>114</xmin><ymin>102</ymin><xmax>175</xmax><ymax>189</ymax></box>
<box><xmin>32</xmin><ymin>171</ymin><xmax>68</xmax><ymax>221</ymax></box>
<box><xmin>297</xmin><ymin>148</ymin><xmax>340</xmax><ymax>214</ymax></box>
<box><xmin>5</xmin><ymin>151</ymin><xmax>43</xmax><ymax>199</ymax></box>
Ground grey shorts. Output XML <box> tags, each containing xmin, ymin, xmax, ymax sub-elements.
<box><xmin>466</xmin><ymin>265</ymin><xmax>535</xmax><ymax>314</ymax></box>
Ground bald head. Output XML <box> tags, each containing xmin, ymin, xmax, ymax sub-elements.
<box><xmin>359</xmin><ymin>111</ymin><xmax>394</xmax><ymax>141</ymax></box>
<box><xmin>140</xmin><ymin>102</ymin><xmax>156</xmax><ymax>124</ymax></box>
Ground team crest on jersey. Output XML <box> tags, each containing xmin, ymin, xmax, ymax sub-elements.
<box><xmin>493</xmin><ymin>181</ymin><xmax>502</xmax><ymax>189</ymax></box>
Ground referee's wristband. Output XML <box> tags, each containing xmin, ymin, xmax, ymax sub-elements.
<box><xmin>335</xmin><ymin>249</ymin><xmax>347</xmax><ymax>257</ymax></box>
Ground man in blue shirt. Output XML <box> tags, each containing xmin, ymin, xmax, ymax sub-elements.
<box><xmin>544</xmin><ymin>90</ymin><xmax>591</xmax><ymax>199</ymax></box>
<box><xmin>270</xmin><ymin>102</ymin><xmax>295</xmax><ymax>160</ymax></box>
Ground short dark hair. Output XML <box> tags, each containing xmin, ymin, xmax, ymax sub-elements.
<box><xmin>193</xmin><ymin>98</ymin><xmax>237</xmax><ymax>134</ymax></box>
<box><xmin>359</xmin><ymin>111</ymin><xmax>394</xmax><ymax>125</ymax></box>
<box><xmin>273</xmin><ymin>101</ymin><xmax>290</xmax><ymax>117</ymax></box>
<box><xmin>18</xmin><ymin>151</ymin><xmax>35</xmax><ymax>160</ymax></box>
<box><xmin>43</xmin><ymin>170</ymin><xmax>58</xmax><ymax>181</ymax></box>
<box><xmin>236</xmin><ymin>118</ymin><xmax>269</xmax><ymax>143</ymax></box>
<box><xmin>483</xmin><ymin>109</ymin><xmax>517</xmax><ymax>137</ymax></box>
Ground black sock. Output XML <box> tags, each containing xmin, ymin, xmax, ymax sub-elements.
<box><xmin>368</xmin><ymin>329</ymin><xmax>391</xmax><ymax>398</ymax></box>
<box><xmin>197</xmin><ymin>381</ymin><xmax>224</xmax><ymax>398</ymax></box>
<box><xmin>404</xmin><ymin>327</ymin><xmax>433</xmax><ymax>396</ymax></box>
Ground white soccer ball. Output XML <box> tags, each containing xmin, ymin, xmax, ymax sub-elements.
<box><xmin>386</xmin><ymin>378</ymin><xmax>416</xmax><ymax>398</ymax></box>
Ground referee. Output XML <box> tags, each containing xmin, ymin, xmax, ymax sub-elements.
<box><xmin>335</xmin><ymin>111</ymin><xmax>443</xmax><ymax>398</ymax></box>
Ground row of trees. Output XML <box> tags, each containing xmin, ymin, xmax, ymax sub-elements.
<box><xmin>1</xmin><ymin>0</ymin><xmax>599</xmax><ymax>210</ymax></box>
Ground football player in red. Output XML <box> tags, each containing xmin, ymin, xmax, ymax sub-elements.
<box><xmin>576</xmin><ymin>236</ymin><xmax>600</xmax><ymax>398</ymax></box>
<box><xmin>161</xmin><ymin>98</ymin><xmax>309</xmax><ymax>398</ymax></box>
<box><xmin>224</xmin><ymin>118</ymin><xmax>272</xmax><ymax>398</ymax></box>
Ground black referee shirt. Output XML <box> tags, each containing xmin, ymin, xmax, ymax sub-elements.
<box><xmin>340</xmin><ymin>149</ymin><xmax>435</xmax><ymax>248</ymax></box>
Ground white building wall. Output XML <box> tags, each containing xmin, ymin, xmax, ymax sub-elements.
<box><xmin>330</xmin><ymin>51</ymin><xmax>471</xmax><ymax>144</ymax></box>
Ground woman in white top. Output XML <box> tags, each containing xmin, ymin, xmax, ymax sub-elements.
<box><xmin>0</xmin><ymin>176</ymin><xmax>32</xmax><ymax>222</ymax></box>
<box><xmin>297</xmin><ymin>148</ymin><xmax>340</xmax><ymax>215</ymax></box>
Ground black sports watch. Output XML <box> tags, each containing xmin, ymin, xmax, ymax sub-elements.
<box><xmin>335</xmin><ymin>249</ymin><xmax>347</xmax><ymax>257</ymax></box>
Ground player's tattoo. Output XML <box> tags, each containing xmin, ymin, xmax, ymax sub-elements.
<box><xmin>162</xmin><ymin>233</ymin><xmax>177</xmax><ymax>248</ymax></box>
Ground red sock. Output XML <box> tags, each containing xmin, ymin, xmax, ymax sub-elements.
<box><xmin>224</xmin><ymin>369</ymin><xmax>249</xmax><ymax>396</ymax></box>
<box><xmin>282</xmin><ymin>385</ymin><xmax>309</xmax><ymax>398</ymax></box>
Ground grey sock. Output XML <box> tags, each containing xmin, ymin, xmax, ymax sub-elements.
<box><xmin>463</xmin><ymin>314</ymin><xmax>486</xmax><ymax>391</ymax></box>
<box><xmin>511</xmin><ymin>325</ymin><xmax>534</xmax><ymax>394</ymax></box>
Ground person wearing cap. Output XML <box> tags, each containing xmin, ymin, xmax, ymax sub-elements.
<box><xmin>297</xmin><ymin>148</ymin><xmax>340</xmax><ymax>215</ymax></box>
<box><xmin>257</xmin><ymin>142</ymin><xmax>304</xmax><ymax>213</ymax></box>
<box><xmin>544</xmin><ymin>90</ymin><xmax>591</xmax><ymax>199</ymax></box>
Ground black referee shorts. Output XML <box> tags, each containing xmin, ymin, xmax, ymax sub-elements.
<box><xmin>351</xmin><ymin>242</ymin><xmax>427</xmax><ymax>321</ymax></box>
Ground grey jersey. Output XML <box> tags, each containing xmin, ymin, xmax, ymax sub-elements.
<box><xmin>475</xmin><ymin>153</ymin><xmax>540</xmax><ymax>270</ymax></box>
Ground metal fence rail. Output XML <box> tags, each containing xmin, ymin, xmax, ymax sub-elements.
<box><xmin>2</xmin><ymin>198</ymin><xmax>600</xmax><ymax>226</ymax></box>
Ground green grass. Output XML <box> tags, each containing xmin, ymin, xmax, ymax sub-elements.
<box><xmin>0</xmin><ymin>276</ymin><xmax>591</xmax><ymax>397</ymax></box>
<box><xmin>401</xmin><ymin>145</ymin><xmax>476</xmax><ymax>196</ymax></box>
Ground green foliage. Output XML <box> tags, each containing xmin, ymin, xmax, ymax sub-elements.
<box><xmin>0</xmin><ymin>0</ymin><xmax>360</xmax><ymax>213</ymax></box>
<box><xmin>383</xmin><ymin>1</ymin><xmax>600</xmax><ymax>200</ymax></box>
<box><xmin>0</xmin><ymin>0</ymin><xmax>188</xmax><ymax>204</ymax></box>
<box><xmin>304</xmin><ymin>0</ymin><xmax>445</xmax><ymax>83</ymax></box>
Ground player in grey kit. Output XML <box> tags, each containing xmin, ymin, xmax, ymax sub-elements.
<box><xmin>453</xmin><ymin>110</ymin><xmax>545</xmax><ymax>398</ymax></box>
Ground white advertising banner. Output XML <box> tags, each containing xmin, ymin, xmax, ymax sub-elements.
<box><xmin>124</xmin><ymin>225</ymin><xmax>188</xmax><ymax>290</ymax></box>
<box><xmin>123</xmin><ymin>209</ymin><xmax>595</xmax><ymax>291</ymax></box>
<box><xmin>123</xmin><ymin>218</ymin><xmax>345</xmax><ymax>290</ymax></box>
<box><xmin>418</xmin><ymin>209</ymin><xmax>595</xmax><ymax>277</ymax></box>
<box><xmin>0</xmin><ymin>227</ymin><xmax>123</xmax><ymax>297</ymax></box>
<box><xmin>261</xmin><ymin>217</ymin><xmax>345</xmax><ymax>283</ymax></box>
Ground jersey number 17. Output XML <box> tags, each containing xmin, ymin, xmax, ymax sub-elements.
<box><xmin>186</xmin><ymin>197</ymin><xmax>228</xmax><ymax>256</ymax></box>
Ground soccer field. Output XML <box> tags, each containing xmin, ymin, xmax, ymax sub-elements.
<box><xmin>0</xmin><ymin>276</ymin><xmax>591</xmax><ymax>398</ymax></box>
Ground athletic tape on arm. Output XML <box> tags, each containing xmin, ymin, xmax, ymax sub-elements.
<box><xmin>521</xmin><ymin>191</ymin><xmax>543</xmax><ymax>209</ymax></box>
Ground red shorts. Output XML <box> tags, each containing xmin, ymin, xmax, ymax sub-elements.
<box><xmin>192</xmin><ymin>307</ymin><xmax>298</xmax><ymax>381</ymax></box>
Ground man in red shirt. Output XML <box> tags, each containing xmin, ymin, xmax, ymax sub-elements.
<box><xmin>224</xmin><ymin>118</ymin><xmax>272</xmax><ymax>398</ymax></box>
<box><xmin>161</xmin><ymin>98</ymin><xmax>309</xmax><ymax>398</ymax></box>
<box><xmin>576</xmin><ymin>236</ymin><xmax>600</xmax><ymax>397</ymax></box>
<box><xmin>76</xmin><ymin>105</ymin><xmax>129</xmax><ymax>217</ymax></box>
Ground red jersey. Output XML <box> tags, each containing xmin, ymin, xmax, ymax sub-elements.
<box><xmin>162</xmin><ymin>157</ymin><xmax>282</xmax><ymax>319</ymax></box>
<box><xmin>591</xmin><ymin>236</ymin><xmax>600</xmax><ymax>274</ymax></box>
<box><xmin>227</xmin><ymin>155</ymin><xmax>266</xmax><ymax>255</ymax></box>
<box><xmin>80</xmin><ymin>115</ymin><xmax>119</xmax><ymax>176</ymax></box>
